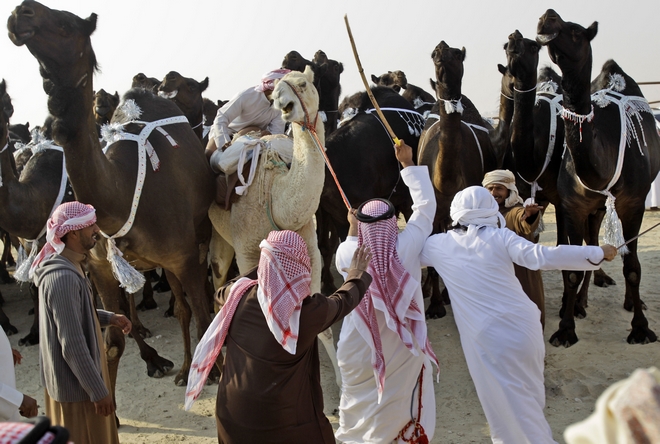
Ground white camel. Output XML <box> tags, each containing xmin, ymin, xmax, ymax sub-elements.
<box><xmin>208</xmin><ymin>66</ymin><xmax>342</xmax><ymax>383</ymax></box>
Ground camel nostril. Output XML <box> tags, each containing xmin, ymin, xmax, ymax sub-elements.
<box><xmin>19</xmin><ymin>6</ymin><xmax>35</xmax><ymax>17</ymax></box>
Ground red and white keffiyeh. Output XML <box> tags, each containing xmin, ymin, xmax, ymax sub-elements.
<box><xmin>356</xmin><ymin>200</ymin><xmax>438</xmax><ymax>402</ymax></box>
<box><xmin>28</xmin><ymin>201</ymin><xmax>97</xmax><ymax>278</ymax></box>
<box><xmin>185</xmin><ymin>230</ymin><xmax>311</xmax><ymax>411</ymax></box>
<box><xmin>254</xmin><ymin>69</ymin><xmax>291</xmax><ymax>92</ymax></box>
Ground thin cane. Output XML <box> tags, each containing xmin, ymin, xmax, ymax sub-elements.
<box><xmin>344</xmin><ymin>14</ymin><xmax>401</xmax><ymax>149</ymax></box>
<box><xmin>587</xmin><ymin>221</ymin><xmax>660</xmax><ymax>265</ymax></box>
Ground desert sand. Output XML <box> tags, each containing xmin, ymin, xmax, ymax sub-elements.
<box><xmin>4</xmin><ymin>204</ymin><xmax>660</xmax><ymax>443</ymax></box>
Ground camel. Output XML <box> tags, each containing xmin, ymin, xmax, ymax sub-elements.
<box><xmin>131</xmin><ymin>72</ymin><xmax>161</xmax><ymax>93</ymax></box>
<box><xmin>372</xmin><ymin>70</ymin><xmax>436</xmax><ymax>116</ymax></box>
<box><xmin>93</xmin><ymin>89</ymin><xmax>119</xmax><ymax>127</ymax></box>
<box><xmin>537</xmin><ymin>9</ymin><xmax>659</xmax><ymax>346</ymax></box>
<box><xmin>281</xmin><ymin>50</ymin><xmax>343</xmax><ymax>137</ymax></box>
<box><xmin>158</xmin><ymin>71</ymin><xmax>209</xmax><ymax>143</ymax></box>
<box><xmin>8</xmin><ymin>122</ymin><xmax>30</xmax><ymax>144</ymax></box>
<box><xmin>418</xmin><ymin>41</ymin><xmax>502</xmax><ymax>318</ymax></box>
<box><xmin>8</xmin><ymin>0</ymin><xmax>217</xmax><ymax>399</ymax></box>
<box><xmin>316</xmin><ymin>87</ymin><xmax>425</xmax><ymax>294</ymax></box>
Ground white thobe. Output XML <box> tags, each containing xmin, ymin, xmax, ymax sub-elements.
<box><xmin>420</xmin><ymin>227</ymin><xmax>605</xmax><ymax>444</ymax></box>
<box><xmin>334</xmin><ymin>166</ymin><xmax>437</xmax><ymax>444</ymax></box>
<box><xmin>210</xmin><ymin>87</ymin><xmax>285</xmax><ymax>147</ymax></box>
<box><xmin>0</xmin><ymin>329</ymin><xmax>22</xmax><ymax>421</ymax></box>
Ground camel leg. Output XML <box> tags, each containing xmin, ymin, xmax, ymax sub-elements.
<box><xmin>18</xmin><ymin>284</ymin><xmax>39</xmax><ymax>345</ymax></box>
<box><xmin>137</xmin><ymin>272</ymin><xmax>158</xmax><ymax>311</ymax></box>
<box><xmin>424</xmin><ymin>268</ymin><xmax>447</xmax><ymax>319</ymax></box>
<box><xmin>0</xmin><ymin>304</ymin><xmax>17</xmax><ymax>335</ymax></box>
<box><xmin>315</xmin><ymin>208</ymin><xmax>339</xmax><ymax>295</ymax></box>
<box><xmin>209</xmin><ymin>229</ymin><xmax>235</xmax><ymax>290</ymax></box>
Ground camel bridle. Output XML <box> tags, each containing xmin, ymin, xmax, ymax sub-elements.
<box><xmin>281</xmin><ymin>80</ymin><xmax>352</xmax><ymax>210</ymax></box>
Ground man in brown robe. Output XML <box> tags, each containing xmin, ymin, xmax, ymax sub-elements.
<box><xmin>185</xmin><ymin>230</ymin><xmax>372</xmax><ymax>444</ymax></box>
<box><xmin>483</xmin><ymin>170</ymin><xmax>546</xmax><ymax>329</ymax></box>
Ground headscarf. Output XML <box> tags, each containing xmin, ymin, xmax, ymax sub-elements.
<box><xmin>28</xmin><ymin>201</ymin><xmax>97</xmax><ymax>278</ymax></box>
<box><xmin>185</xmin><ymin>230</ymin><xmax>311</xmax><ymax>410</ymax></box>
<box><xmin>482</xmin><ymin>169</ymin><xmax>524</xmax><ymax>208</ymax></box>
<box><xmin>254</xmin><ymin>69</ymin><xmax>292</xmax><ymax>92</ymax></box>
<box><xmin>564</xmin><ymin>367</ymin><xmax>660</xmax><ymax>444</ymax></box>
<box><xmin>450</xmin><ymin>186</ymin><xmax>506</xmax><ymax>237</ymax></box>
<box><xmin>355</xmin><ymin>199</ymin><xmax>438</xmax><ymax>402</ymax></box>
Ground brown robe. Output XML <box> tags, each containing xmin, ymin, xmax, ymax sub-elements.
<box><xmin>214</xmin><ymin>267</ymin><xmax>372</xmax><ymax>444</ymax></box>
<box><xmin>502</xmin><ymin>205</ymin><xmax>546</xmax><ymax>329</ymax></box>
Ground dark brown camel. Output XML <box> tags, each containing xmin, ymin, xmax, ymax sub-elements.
<box><xmin>158</xmin><ymin>71</ymin><xmax>209</xmax><ymax>143</ymax></box>
<box><xmin>8</xmin><ymin>0</ymin><xmax>217</xmax><ymax>399</ymax></box>
<box><xmin>537</xmin><ymin>9</ymin><xmax>659</xmax><ymax>346</ymax></box>
<box><xmin>93</xmin><ymin>88</ymin><xmax>119</xmax><ymax>126</ymax></box>
<box><xmin>372</xmin><ymin>70</ymin><xmax>436</xmax><ymax>116</ymax></box>
<box><xmin>418</xmin><ymin>41</ymin><xmax>502</xmax><ymax>318</ymax></box>
<box><xmin>131</xmin><ymin>72</ymin><xmax>161</xmax><ymax>93</ymax></box>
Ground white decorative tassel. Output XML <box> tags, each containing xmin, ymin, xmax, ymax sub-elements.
<box><xmin>537</xmin><ymin>80</ymin><xmax>558</xmax><ymax>94</ymax></box>
<box><xmin>602</xmin><ymin>193</ymin><xmax>628</xmax><ymax>255</ymax></box>
<box><xmin>105</xmin><ymin>238</ymin><xmax>146</xmax><ymax>294</ymax></box>
<box><xmin>560</xmin><ymin>105</ymin><xmax>594</xmax><ymax>142</ymax></box>
<box><xmin>607</xmin><ymin>73</ymin><xmax>626</xmax><ymax>92</ymax></box>
<box><xmin>14</xmin><ymin>242</ymin><xmax>38</xmax><ymax>283</ymax></box>
<box><xmin>441</xmin><ymin>98</ymin><xmax>463</xmax><ymax>114</ymax></box>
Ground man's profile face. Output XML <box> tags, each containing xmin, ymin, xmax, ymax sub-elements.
<box><xmin>77</xmin><ymin>224</ymin><xmax>100</xmax><ymax>251</ymax></box>
<box><xmin>485</xmin><ymin>184</ymin><xmax>509</xmax><ymax>206</ymax></box>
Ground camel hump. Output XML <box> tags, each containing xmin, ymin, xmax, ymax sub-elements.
<box><xmin>591</xmin><ymin>60</ymin><xmax>642</xmax><ymax>96</ymax></box>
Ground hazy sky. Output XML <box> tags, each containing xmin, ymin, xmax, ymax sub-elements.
<box><xmin>2</xmin><ymin>0</ymin><xmax>659</xmax><ymax>129</ymax></box>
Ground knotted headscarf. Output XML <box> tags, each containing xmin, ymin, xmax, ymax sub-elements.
<box><xmin>28</xmin><ymin>201</ymin><xmax>96</xmax><ymax>278</ymax></box>
<box><xmin>185</xmin><ymin>230</ymin><xmax>311</xmax><ymax>410</ymax></box>
<box><xmin>482</xmin><ymin>169</ymin><xmax>524</xmax><ymax>208</ymax></box>
<box><xmin>355</xmin><ymin>200</ymin><xmax>438</xmax><ymax>403</ymax></box>
<box><xmin>254</xmin><ymin>69</ymin><xmax>292</xmax><ymax>92</ymax></box>
<box><xmin>450</xmin><ymin>186</ymin><xmax>505</xmax><ymax>237</ymax></box>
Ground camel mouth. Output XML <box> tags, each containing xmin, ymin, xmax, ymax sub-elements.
<box><xmin>95</xmin><ymin>106</ymin><xmax>111</xmax><ymax>115</ymax></box>
<box><xmin>158</xmin><ymin>90</ymin><xmax>178</xmax><ymax>99</ymax></box>
<box><xmin>281</xmin><ymin>102</ymin><xmax>294</xmax><ymax>115</ymax></box>
<box><xmin>536</xmin><ymin>32</ymin><xmax>558</xmax><ymax>45</ymax></box>
<box><xmin>8</xmin><ymin>29</ymin><xmax>34</xmax><ymax>46</ymax></box>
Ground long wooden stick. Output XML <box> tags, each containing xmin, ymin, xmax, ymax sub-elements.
<box><xmin>344</xmin><ymin>14</ymin><xmax>401</xmax><ymax>147</ymax></box>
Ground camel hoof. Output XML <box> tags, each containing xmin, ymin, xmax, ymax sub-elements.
<box><xmin>549</xmin><ymin>329</ymin><xmax>578</xmax><ymax>348</ymax></box>
<box><xmin>574</xmin><ymin>305</ymin><xmax>587</xmax><ymax>320</ymax></box>
<box><xmin>3</xmin><ymin>324</ymin><xmax>18</xmax><ymax>336</ymax></box>
<box><xmin>18</xmin><ymin>332</ymin><xmax>38</xmax><ymax>345</ymax></box>
<box><xmin>425</xmin><ymin>301</ymin><xmax>446</xmax><ymax>320</ymax></box>
<box><xmin>593</xmin><ymin>270</ymin><xmax>616</xmax><ymax>287</ymax></box>
<box><xmin>174</xmin><ymin>375</ymin><xmax>187</xmax><ymax>387</ymax></box>
<box><xmin>137</xmin><ymin>298</ymin><xmax>158</xmax><ymax>311</ymax></box>
<box><xmin>147</xmin><ymin>357</ymin><xmax>174</xmax><ymax>378</ymax></box>
<box><xmin>163</xmin><ymin>307</ymin><xmax>175</xmax><ymax>318</ymax></box>
<box><xmin>130</xmin><ymin>325</ymin><xmax>152</xmax><ymax>339</ymax></box>
<box><xmin>627</xmin><ymin>327</ymin><xmax>657</xmax><ymax>345</ymax></box>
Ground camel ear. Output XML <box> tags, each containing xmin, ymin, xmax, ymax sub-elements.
<box><xmin>113</xmin><ymin>91</ymin><xmax>119</xmax><ymax>103</ymax></box>
<box><xmin>461</xmin><ymin>47</ymin><xmax>466</xmax><ymax>61</ymax></box>
<box><xmin>586</xmin><ymin>21</ymin><xmax>598</xmax><ymax>41</ymax></box>
<box><xmin>498</xmin><ymin>64</ymin><xmax>507</xmax><ymax>75</ymax></box>
<box><xmin>371</xmin><ymin>74</ymin><xmax>379</xmax><ymax>84</ymax></box>
<box><xmin>200</xmin><ymin>77</ymin><xmax>209</xmax><ymax>93</ymax></box>
<box><xmin>429</xmin><ymin>78</ymin><xmax>437</xmax><ymax>92</ymax></box>
<box><xmin>303</xmin><ymin>64</ymin><xmax>315</xmax><ymax>84</ymax></box>
<box><xmin>84</xmin><ymin>13</ymin><xmax>98</xmax><ymax>36</ymax></box>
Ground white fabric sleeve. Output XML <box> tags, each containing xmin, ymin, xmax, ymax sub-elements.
<box><xmin>501</xmin><ymin>229</ymin><xmax>605</xmax><ymax>271</ymax></box>
<box><xmin>396</xmin><ymin>166</ymin><xmax>436</xmax><ymax>263</ymax></box>
<box><xmin>0</xmin><ymin>382</ymin><xmax>23</xmax><ymax>417</ymax></box>
<box><xmin>335</xmin><ymin>237</ymin><xmax>358</xmax><ymax>281</ymax></box>
<box><xmin>212</xmin><ymin>94</ymin><xmax>243</xmax><ymax>147</ymax></box>
<box><xmin>267</xmin><ymin>114</ymin><xmax>286</xmax><ymax>135</ymax></box>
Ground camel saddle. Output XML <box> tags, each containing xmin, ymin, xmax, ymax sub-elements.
<box><xmin>215</xmin><ymin>160</ymin><xmax>253</xmax><ymax>211</ymax></box>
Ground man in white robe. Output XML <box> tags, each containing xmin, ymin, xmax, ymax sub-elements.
<box><xmin>420</xmin><ymin>186</ymin><xmax>617</xmax><ymax>444</ymax></box>
<box><xmin>334</xmin><ymin>140</ymin><xmax>438</xmax><ymax>443</ymax></box>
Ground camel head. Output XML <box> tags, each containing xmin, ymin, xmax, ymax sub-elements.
<box><xmin>371</xmin><ymin>71</ymin><xmax>408</xmax><ymax>93</ymax></box>
<box><xmin>132</xmin><ymin>73</ymin><xmax>161</xmax><ymax>93</ymax></box>
<box><xmin>536</xmin><ymin>9</ymin><xmax>598</xmax><ymax>74</ymax></box>
<box><xmin>8</xmin><ymin>1</ymin><xmax>98</xmax><ymax>91</ymax></box>
<box><xmin>93</xmin><ymin>89</ymin><xmax>119</xmax><ymax>125</ymax></box>
<box><xmin>497</xmin><ymin>63</ymin><xmax>514</xmax><ymax>100</ymax></box>
<box><xmin>202</xmin><ymin>98</ymin><xmax>219</xmax><ymax>126</ymax></box>
<box><xmin>272</xmin><ymin>65</ymin><xmax>319</xmax><ymax>125</ymax></box>
<box><xmin>505</xmin><ymin>30</ymin><xmax>540</xmax><ymax>86</ymax></box>
<box><xmin>281</xmin><ymin>50</ymin><xmax>312</xmax><ymax>72</ymax></box>
<box><xmin>158</xmin><ymin>71</ymin><xmax>209</xmax><ymax>124</ymax></box>
<box><xmin>431</xmin><ymin>41</ymin><xmax>465</xmax><ymax>100</ymax></box>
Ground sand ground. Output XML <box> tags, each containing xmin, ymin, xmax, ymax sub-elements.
<box><xmin>4</xmin><ymin>205</ymin><xmax>660</xmax><ymax>443</ymax></box>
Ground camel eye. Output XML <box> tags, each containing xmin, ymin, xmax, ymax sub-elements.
<box><xmin>300</xmin><ymin>81</ymin><xmax>307</xmax><ymax>89</ymax></box>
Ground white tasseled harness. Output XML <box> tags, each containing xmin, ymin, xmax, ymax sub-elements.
<box><xmin>99</xmin><ymin>100</ymin><xmax>189</xmax><ymax>292</ymax></box>
<box><xmin>563</xmin><ymin>74</ymin><xmax>655</xmax><ymax>254</ymax></box>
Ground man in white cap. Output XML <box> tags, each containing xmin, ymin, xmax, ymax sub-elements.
<box><xmin>185</xmin><ymin>230</ymin><xmax>372</xmax><ymax>444</ymax></box>
<box><xmin>482</xmin><ymin>169</ymin><xmax>546</xmax><ymax>328</ymax></box>
<box><xmin>31</xmin><ymin>201</ymin><xmax>132</xmax><ymax>444</ymax></box>
<box><xmin>420</xmin><ymin>186</ymin><xmax>617</xmax><ymax>444</ymax></box>
<box><xmin>205</xmin><ymin>68</ymin><xmax>290</xmax><ymax>161</ymax></box>
<box><xmin>0</xmin><ymin>329</ymin><xmax>38</xmax><ymax>421</ymax></box>
<box><xmin>334</xmin><ymin>140</ymin><xmax>438</xmax><ymax>444</ymax></box>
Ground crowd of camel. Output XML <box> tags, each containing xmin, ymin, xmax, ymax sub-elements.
<box><xmin>2</xmin><ymin>0</ymin><xmax>659</xmax><ymax>418</ymax></box>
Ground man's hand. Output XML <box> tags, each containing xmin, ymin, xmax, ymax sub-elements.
<box><xmin>12</xmin><ymin>348</ymin><xmax>22</xmax><ymax>366</ymax></box>
<box><xmin>94</xmin><ymin>394</ymin><xmax>115</xmax><ymax>417</ymax></box>
<box><xmin>521</xmin><ymin>203</ymin><xmax>544</xmax><ymax>220</ymax></box>
<box><xmin>19</xmin><ymin>394</ymin><xmax>38</xmax><ymax>418</ymax></box>
<box><xmin>394</xmin><ymin>139</ymin><xmax>415</xmax><ymax>168</ymax></box>
<box><xmin>110</xmin><ymin>314</ymin><xmax>132</xmax><ymax>335</ymax></box>
<box><xmin>347</xmin><ymin>208</ymin><xmax>358</xmax><ymax>237</ymax></box>
<box><xmin>601</xmin><ymin>244</ymin><xmax>618</xmax><ymax>261</ymax></box>
<box><xmin>349</xmin><ymin>245</ymin><xmax>372</xmax><ymax>273</ymax></box>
